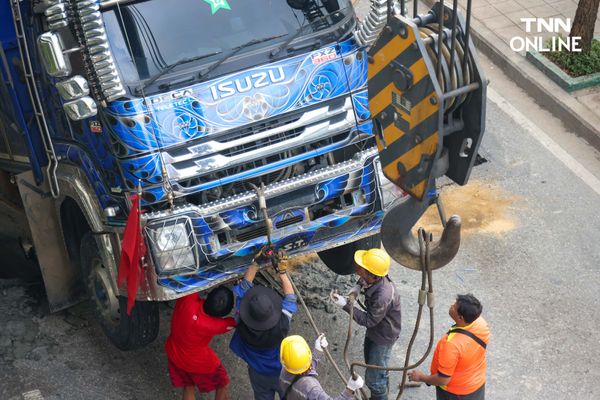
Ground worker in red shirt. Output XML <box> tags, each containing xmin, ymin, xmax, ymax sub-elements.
<box><xmin>408</xmin><ymin>294</ymin><xmax>490</xmax><ymax>400</ymax></box>
<box><xmin>165</xmin><ymin>286</ymin><xmax>236</xmax><ymax>400</ymax></box>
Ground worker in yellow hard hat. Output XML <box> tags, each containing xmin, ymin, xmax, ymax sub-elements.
<box><xmin>330</xmin><ymin>248</ymin><xmax>401</xmax><ymax>400</ymax></box>
<box><xmin>279</xmin><ymin>334</ymin><xmax>364</xmax><ymax>400</ymax></box>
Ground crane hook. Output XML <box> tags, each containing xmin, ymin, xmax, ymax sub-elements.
<box><xmin>381</xmin><ymin>196</ymin><xmax>461</xmax><ymax>271</ymax></box>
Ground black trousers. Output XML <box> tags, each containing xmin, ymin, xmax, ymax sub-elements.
<box><xmin>247</xmin><ymin>366</ymin><xmax>283</xmax><ymax>400</ymax></box>
<box><xmin>436</xmin><ymin>384</ymin><xmax>485</xmax><ymax>400</ymax></box>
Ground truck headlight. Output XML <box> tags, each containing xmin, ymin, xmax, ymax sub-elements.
<box><xmin>145</xmin><ymin>218</ymin><xmax>198</xmax><ymax>275</ymax></box>
<box><xmin>156</xmin><ymin>223</ymin><xmax>189</xmax><ymax>251</ymax></box>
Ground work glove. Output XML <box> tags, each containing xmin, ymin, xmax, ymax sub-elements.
<box><xmin>346</xmin><ymin>374</ymin><xmax>364</xmax><ymax>392</ymax></box>
<box><xmin>253</xmin><ymin>245</ymin><xmax>274</xmax><ymax>265</ymax></box>
<box><xmin>346</xmin><ymin>284</ymin><xmax>362</xmax><ymax>299</ymax></box>
<box><xmin>329</xmin><ymin>290</ymin><xmax>347</xmax><ymax>308</ymax></box>
<box><xmin>315</xmin><ymin>333</ymin><xmax>328</xmax><ymax>352</ymax></box>
<box><xmin>274</xmin><ymin>249</ymin><xmax>289</xmax><ymax>274</ymax></box>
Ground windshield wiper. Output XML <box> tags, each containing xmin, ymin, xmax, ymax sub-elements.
<box><xmin>137</xmin><ymin>50</ymin><xmax>222</xmax><ymax>93</ymax></box>
<box><xmin>269</xmin><ymin>8</ymin><xmax>347</xmax><ymax>59</ymax></box>
<box><xmin>270</xmin><ymin>23</ymin><xmax>309</xmax><ymax>59</ymax></box>
<box><xmin>197</xmin><ymin>34</ymin><xmax>286</xmax><ymax>81</ymax></box>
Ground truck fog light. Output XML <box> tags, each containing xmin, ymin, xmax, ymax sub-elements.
<box><xmin>145</xmin><ymin>219</ymin><xmax>198</xmax><ymax>275</ymax></box>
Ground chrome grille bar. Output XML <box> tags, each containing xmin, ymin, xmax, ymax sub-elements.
<box><xmin>143</xmin><ymin>147</ymin><xmax>378</xmax><ymax>221</ymax></box>
<box><xmin>163</xmin><ymin>97</ymin><xmax>356</xmax><ymax>182</ymax></box>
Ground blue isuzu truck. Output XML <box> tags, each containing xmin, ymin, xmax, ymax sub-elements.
<box><xmin>0</xmin><ymin>0</ymin><xmax>485</xmax><ymax>349</ymax></box>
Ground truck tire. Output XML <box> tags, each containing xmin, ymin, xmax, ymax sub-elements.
<box><xmin>80</xmin><ymin>232</ymin><xmax>159</xmax><ymax>350</ymax></box>
<box><xmin>318</xmin><ymin>234</ymin><xmax>381</xmax><ymax>275</ymax></box>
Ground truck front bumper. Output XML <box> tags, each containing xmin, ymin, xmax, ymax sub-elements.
<box><xmin>135</xmin><ymin>147</ymin><xmax>387</xmax><ymax>301</ymax></box>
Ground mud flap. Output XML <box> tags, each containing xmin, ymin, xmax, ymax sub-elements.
<box><xmin>16</xmin><ymin>171</ymin><xmax>84</xmax><ymax>311</ymax></box>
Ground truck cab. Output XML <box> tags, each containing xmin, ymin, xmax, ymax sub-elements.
<box><xmin>0</xmin><ymin>0</ymin><xmax>398</xmax><ymax>349</ymax></box>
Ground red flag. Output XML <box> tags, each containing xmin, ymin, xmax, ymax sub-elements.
<box><xmin>117</xmin><ymin>194</ymin><xmax>146</xmax><ymax>315</ymax></box>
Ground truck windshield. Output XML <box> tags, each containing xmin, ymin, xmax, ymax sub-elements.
<box><xmin>103</xmin><ymin>0</ymin><xmax>353</xmax><ymax>89</ymax></box>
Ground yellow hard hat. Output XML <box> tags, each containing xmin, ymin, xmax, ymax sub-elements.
<box><xmin>280</xmin><ymin>335</ymin><xmax>312</xmax><ymax>374</ymax></box>
<box><xmin>354</xmin><ymin>248</ymin><xmax>391</xmax><ymax>277</ymax></box>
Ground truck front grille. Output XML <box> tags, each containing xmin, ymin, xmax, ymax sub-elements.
<box><xmin>163</xmin><ymin>96</ymin><xmax>361</xmax><ymax>199</ymax></box>
<box><xmin>221</xmin><ymin>127</ymin><xmax>304</xmax><ymax>158</ymax></box>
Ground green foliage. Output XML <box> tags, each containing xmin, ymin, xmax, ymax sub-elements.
<box><xmin>545</xmin><ymin>39</ymin><xmax>600</xmax><ymax>77</ymax></box>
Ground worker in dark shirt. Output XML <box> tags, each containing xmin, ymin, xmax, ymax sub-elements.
<box><xmin>230</xmin><ymin>248</ymin><xmax>298</xmax><ymax>400</ymax></box>
<box><xmin>165</xmin><ymin>286</ymin><xmax>236</xmax><ymax>400</ymax></box>
<box><xmin>331</xmin><ymin>248</ymin><xmax>401</xmax><ymax>400</ymax></box>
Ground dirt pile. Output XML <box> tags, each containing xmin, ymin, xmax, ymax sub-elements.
<box><xmin>414</xmin><ymin>180</ymin><xmax>519</xmax><ymax>237</ymax></box>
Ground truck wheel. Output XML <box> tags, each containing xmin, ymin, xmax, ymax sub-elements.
<box><xmin>318</xmin><ymin>234</ymin><xmax>381</xmax><ymax>275</ymax></box>
<box><xmin>80</xmin><ymin>233</ymin><xmax>159</xmax><ymax>350</ymax></box>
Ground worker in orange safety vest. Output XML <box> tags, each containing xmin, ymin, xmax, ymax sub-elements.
<box><xmin>408</xmin><ymin>294</ymin><xmax>490</xmax><ymax>400</ymax></box>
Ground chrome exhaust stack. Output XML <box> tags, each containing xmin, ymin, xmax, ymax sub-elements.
<box><xmin>354</xmin><ymin>0</ymin><xmax>400</xmax><ymax>47</ymax></box>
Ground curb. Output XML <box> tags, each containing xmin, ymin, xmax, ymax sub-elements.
<box><xmin>419</xmin><ymin>0</ymin><xmax>600</xmax><ymax>150</ymax></box>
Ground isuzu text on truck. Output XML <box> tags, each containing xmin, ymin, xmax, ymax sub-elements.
<box><xmin>0</xmin><ymin>0</ymin><xmax>485</xmax><ymax>349</ymax></box>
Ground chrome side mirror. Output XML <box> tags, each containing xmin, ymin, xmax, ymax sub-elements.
<box><xmin>56</xmin><ymin>75</ymin><xmax>89</xmax><ymax>101</ymax></box>
<box><xmin>63</xmin><ymin>97</ymin><xmax>98</xmax><ymax>120</ymax></box>
<box><xmin>37</xmin><ymin>32</ymin><xmax>71</xmax><ymax>77</ymax></box>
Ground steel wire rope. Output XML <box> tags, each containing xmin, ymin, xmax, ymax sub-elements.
<box><xmin>396</xmin><ymin>230</ymin><xmax>434</xmax><ymax>399</ymax></box>
<box><xmin>341</xmin><ymin>229</ymin><xmax>436</xmax><ymax>400</ymax></box>
<box><xmin>285</xmin><ymin>273</ymin><xmax>368</xmax><ymax>400</ymax></box>
<box><xmin>250</xmin><ymin>184</ymin><xmax>365</xmax><ymax>398</ymax></box>
<box><xmin>249</xmin><ymin>184</ymin><xmax>437</xmax><ymax>400</ymax></box>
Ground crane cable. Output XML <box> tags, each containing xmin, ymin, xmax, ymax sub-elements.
<box><xmin>249</xmin><ymin>183</ymin><xmax>362</xmax><ymax>396</ymax></box>
<box><xmin>346</xmin><ymin>230</ymin><xmax>436</xmax><ymax>400</ymax></box>
<box><xmin>252</xmin><ymin>186</ymin><xmax>440</xmax><ymax>399</ymax></box>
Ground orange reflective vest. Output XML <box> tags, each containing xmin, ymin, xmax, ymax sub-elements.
<box><xmin>430</xmin><ymin>316</ymin><xmax>490</xmax><ymax>395</ymax></box>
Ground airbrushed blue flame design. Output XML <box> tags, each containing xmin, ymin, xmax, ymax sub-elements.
<box><xmin>53</xmin><ymin>112</ymin><xmax>127</xmax><ymax>210</ymax></box>
<box><xmin>54</xmin><ymin>142</ymin><xmax>123</xmax><ymax>210</ymax></box>
<box><xmin>120</xmin><ymin>152</ymin><xmax>163</xmax><ymax>188</ymax></box>
<box><xmin>158</xmin><ymin>159</ymin><xmax>380</xmax><ymax>292</ymax></box>
<box><xmin>103</xmin><ymin>38</ymin><xmax>367</xmax><ymax>198</ymax></box>
<box><xmin>341</xmin><ymin>42</ymin><xmax>368</xmax><ymax>89</ymax></box>
<box><xmin>352</xmin><ymin>89</ymin><xmax>370</xmax><ymax>121</ymax></box>
<box><xmin>107</xmin><ymin>42</ymin><xmax>365</xmax><ymax>152</ymax></box>
<box><xmin>218</xmin><ymin>206</ymin><xmax>260</xmax><ymax>229</ymax></box>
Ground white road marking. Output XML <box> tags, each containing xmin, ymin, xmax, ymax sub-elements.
<box><xmin>488</xmin><ymin>87</ymin><xmax>600</xmax><ymax>198</ymax></box>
